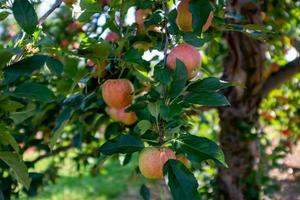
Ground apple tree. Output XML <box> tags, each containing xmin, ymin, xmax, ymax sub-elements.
<box><xmin>0</xmin><ymin>0</ymin><xmax>299</xmax><ymax>200</ymax></box>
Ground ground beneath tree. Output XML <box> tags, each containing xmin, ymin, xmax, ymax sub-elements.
<box><xmin>267</xmin><ymin>142</ymin><xmax>300</xmax><ymax>200</ymax></box>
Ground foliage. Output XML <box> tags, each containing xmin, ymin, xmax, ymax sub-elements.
<box><xmin>0</xmin><ymin>0</ymin><xmax>299</xmax><ymax>199</ymax></box>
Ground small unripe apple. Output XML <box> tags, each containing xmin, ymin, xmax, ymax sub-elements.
<box><xmin>133</xmin><ymin>41</ymin><xmax>153</xmax><ymax>51</ymax></box>
<box><xmin>139</xmin><ymin>147</ymin><xmax>176</xmax><ymax>179</ymax></box>
<box><xmin>105</xmin><ymin>32</ymin><xmax>120</xmax><ymax>43</ymax></box>
<box><xmin>176</xmin><ymin>0</ymin><xmax>213</xmax><ymax>32</ymax></box>
<box><xmin>107</xmin><ymin>107</ymin><xmax>137</xmax><ymax>125</ymax></box>
<box><xmin>102</xmin><ymin>79</ymin><xmax>134</xmax><ymax>109</ymax></box>
<box><xmin>167</xmin><ymin>43</ymin><xmax>201</xmax><ymax>79</ymax></box>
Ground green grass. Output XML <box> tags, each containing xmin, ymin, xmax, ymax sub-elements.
<box><xmin>18</xmin><ymin>153</ymin><xmax>142</xmax><ymax>200</ymax></box>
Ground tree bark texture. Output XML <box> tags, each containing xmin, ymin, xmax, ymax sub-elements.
<box><xmin>218</xmin><ymin>1</ymin><xmax>267</xmax><ymax>199</ymax></box>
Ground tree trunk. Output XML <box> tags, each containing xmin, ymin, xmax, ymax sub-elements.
<box><xmin>218</xmin><ymin>1</ymin><xmax>267</xmax><ymax>199</ymax></box>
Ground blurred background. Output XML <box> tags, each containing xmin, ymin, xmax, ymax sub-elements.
<box><xmin>0</xmin><ymin>0</ymin><xmax>299</xmax><ymax>199</ymax></box>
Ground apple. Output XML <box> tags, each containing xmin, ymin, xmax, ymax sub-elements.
<box><xmin>176</xmin><ymin>0</ymin><xmax>213</xmax><ymax>32</ymax></box>
<box><xmin>105</xmin><ymin>32</ymin><xmax>120</xmax><ymax>43</ymax></box>
<box><xmin>101</xmin><ymin>79</ymin><xmax>134</xmax><ymax>109</ymax></box>
<box><xmin>176</xmin><ymin>154</ymin><xmax>189</xmax><ymax>167</ymax></box>
<box><xmin>139</xmin><ymin>147</ymin><xmax>176</xmax><ymax>179</ymax></box>
<box><xmin>60</xmin><ymin>39</ymin><xmax>70</xmax><ymax>48</ymax></box>
<box><xmin>133</xmin><ymin>41</ymin><xmax>153</xmax><ymax>51</ymax></box>
<box><xmin>166</xmin><ymin>43</ymin><xmax>201</xmax><ymax>79</ymax></box>
<box><xmin>135</xmin><ymin>9</ymin><xmax>152</xmax><ymax>32</ymax></box>
<box><xmin>107</xmin><ymin>107</ymin><xmax>137</xmax><ymax>125</ymax></box>
<box><xmin>99</xmin><ymin>0</ymin><xmax>110</xmax><ymax>7</ymax></box>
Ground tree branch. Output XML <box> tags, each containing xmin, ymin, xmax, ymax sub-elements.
<box><xmin>119</xmin><ymin>0</ymin><xmax>124</xmax><ymax>36</ymax></box>
<box><xmin>12</xmin><ymin>0</ymin><xmax>63</xmax><ymax>63</ymax></box>
<box><xmin>162</xmin><ymin>0</ymin><xmax>169</xmax><ymax>66</ymax></box>
<box><xmin>262</xmin><ymin>57</ymin><xmax>300</xmax><ymax>97</ymax></box>
<box><xmin>38</xmin><ymin>0</ymin><xmax>63</xmax><ymax>25</ymax></box>
<box><xmin>33</xmin><ymin>143</ymin><xmax>74</xmax><ymax>163</ymax></box>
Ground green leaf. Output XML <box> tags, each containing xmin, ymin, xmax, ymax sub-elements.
<box><xmin>169</xmin><ymin>59</ymin><xmax>187</xmax><ymax>98</ymax></box>
<box><xmin>160</xmin><ymin>103</ymin><xmax>182</xmax><ymax>120</ymax></box>
<box><xmin>163</xmin><ymin>159</ymin><xmax>200</xmax><ymax>200</ymax></box>
<box><xmin>46</xmin><ymin>57</ymin><xmax>64</xmax><ymax>75</ymax></box>
<box><xmin>167</xmin><ymin>9</ymin><xmax>179</xmax><ymax>35</ymax></box>
<box><xmin>189</xmin><ymin>0</ymin><xmax>213</xmax><ymax>33</ymax></box>
<box><xmin>0</xmin><ymin>11</ymin><xmax>10</xmax><ymax>21</ymax></box>
<box><xmin>0</xmin><ymin>99</ymin><xmax>24</xmax><ymax>112</ymax></box>
<box><xmin>0</xmin><ymin>123</ymin><xmax>20</xmax><ymax>152</ymax></box>
<box><xmin>147</xmin><ymin>102</ymin><xmax>160</xmax><ymax>119</ymax></box>
<box><xmin>0</xmin><ymin>48</ymin><xmax>21</xmax><ymax>69</ymax></box>
<box><xmin>140</xmin><ymin>184</ymin><xmax>150</xmax><ymax>200</ymax></box>
<box><xmin>4</xmin><ymin>55</ymin><xmax>48</xmax><ymax>83</ymax></box>
<box><xmin>9</xmin><ymin>103</ymin><xmax>36</xmax><ymax>124</ymax></box>
<box><xmin>183</xmin><ymin>33</ymin><xmax>207</xmax><ymax>47</ymax></box>
<box><xmin>50</xmin><ymin>107</ymin><xmax>73</xmax><ymax>149</ymax></box>
<box><xmin>124</xmin><ymin>48</ymin><xmax>150</xmax><ymax>72</ymax></box>
<box><xmin>173</xmin><ymin>134</ymin><xmax>227</xmax><ymax>166</ymax></box>
<box><xmin>12</xmin><ymin>0</ymin><xmax>38</xmax><ymax>34</ymax></box>
<box><xmin>0</xmin><ymin>152</ymin><xmax>31</xmax><ymax>190</ymax></box>
<box><xmin>185</xmin><ymin>92</ymin><xmax>230</xmax><ymax>107</ymax></box>
<box><xmin>153</xmin><ymin>65</ymin><xmax>173</xmax><ymax>85</ymax></box>
<box><xmin>10</xmin><ymin>83</ymin><xmax>55</xmax><ymax>102</ymax></box>
<box><xmin>99</xmin><ymin>135</ymin><xmax>144</xmax><ymax>155</ymax></box>
<box><xmin>77</xmin><ymin>42</ymin><xmax>110</xmax><ymax>62</ymax></box>
<box><xmin>105</xmin><ymin>122</ymin><xmax>123</xmax><ymax>139</ymax></box>
<box><xmin>136</xmin><ymin>120</ymin><xmax>152</xmax><ymax>134</ymax></box>
<box><xmin>187</xmin><ymin>77</ymin><xmax>232</xmax><ymax>92</ymax></box>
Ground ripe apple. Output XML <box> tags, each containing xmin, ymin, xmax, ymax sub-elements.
<box><xmin>99</xmin><ymin>0</ymin><xmax>110</xmax><ymax>6</ymax></box>
<box><xmin>101</xmin><ymin>79</ymin><xmax>134</xmax><ymax>109</ymax></box>
<box><xmin>107</xmin><ymin>107</ymin><xmax>137</xmax><ymax>125</ymax></box>
<box><xmin>282</xmin><ymin>128</ymin><xmax>290</xmax><ymax>137</ymax></box>
<box><xmin>66</xmin><ymin>21</ymin><xmax>82</xmax><ymax>33</ymax></box>
<box><xmin>139</xmin><ymin>147</ymin><xmax>176</xmax><ymax>179</ymax></box>
<box><xmin>135</xmin><ymin>9</ymin><xmax>152</xmax><ymax>32</ymax></box>
<box><xmin>176</xmin><ymin>154</ymin><xmax>189</xmax><ymax>167</ymax></box>
<box><xmin>105</xmin><ymin>32</ymin><xmax>120</xmax><ymax>43</ymax></box>
<box><xmin>60</xmin><ymin>39</ymin><xmax>70</xmax><ymax>48</ymax></box>
<box><xmin>176</xmin><ymin>0</ymin><xmax>213</xmax><ymax>32</ymax></box>
<box><xmin>166</xmin><ymin>43</ymin><xmax>201</xmax><ymax>79</ymax></box>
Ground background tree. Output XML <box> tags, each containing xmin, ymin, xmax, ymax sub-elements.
<box><xmin>0</xmin><ymin>0</ymin><xmax>299</xmax><ymax>200</ymax></box>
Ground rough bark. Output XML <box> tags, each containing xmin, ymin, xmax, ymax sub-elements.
<box><xmin>217</xmin><ymin>1</ymin><xmax>266</xmax><ymax>199</ymax></box>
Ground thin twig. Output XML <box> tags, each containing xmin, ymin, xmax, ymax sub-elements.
<box><xmin>12</xmin><ymin>0</ymin><xmax>63</xmax><ymax>63</ymax></box>
<box><xmin>119</xmin><ymin>0</ymin><xmax>124</xmax><ymax>36</ymax></box>
<box><xmin>162</xmin><ymin>0</ymin><xmax>169</xmax><ymax>66</ymax></box>
<box><xmin>157</xmin><ymin>0</ymin><xmax>170</xmax><ymax>145</ymax></box>
<box><xmin>38</xmin><ymin>0</ymin><xmax>64</xmax><ymax>25</ymax></box>
<box><xmin>33</xmin><ymin>143</ymin><xmax>74</xmax><ymax>163</ymax></box>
